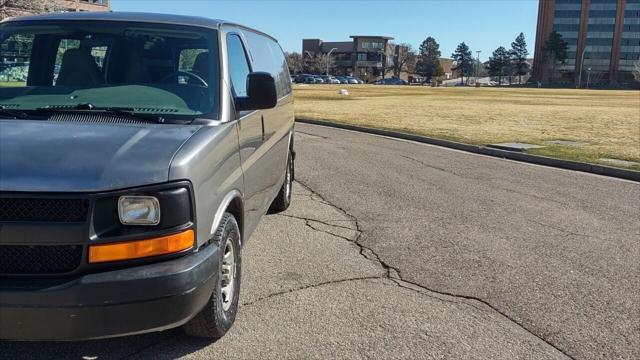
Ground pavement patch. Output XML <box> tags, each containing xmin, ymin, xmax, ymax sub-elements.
<box><xmin>488</xmin><ymin>142</ymin><xmax>546</xmax><ymax>152</ymax></box>
<box><xmin>598</xmin><ymin>158</ymin><xmax>639</xmax><ymax>168</ymax></box>
<box><xmin>544</xmin><ymin>140</ymin><xmax>588</xmax><ymax>147</ymax></box>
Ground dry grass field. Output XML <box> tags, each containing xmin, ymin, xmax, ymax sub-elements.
<box><xmin>293</xmin><ymin>84</ymin><xmax>640</xmax><ymax>170</ymax></box>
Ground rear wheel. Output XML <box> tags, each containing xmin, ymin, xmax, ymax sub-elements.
<box><xmin>183</xmin><ymin>213</ymin><xmax>241</xmax><ymax>339</ymax></box>
<box><xmin>269</xmin><ymin>149</ymin><xmax>293</xmax><ymax>212</ymax></box>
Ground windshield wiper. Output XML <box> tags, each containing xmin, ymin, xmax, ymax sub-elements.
<box><xmin>0</xmin><ymin>106</ymin><xmax>28</xmax><ymax>119</ymax></box>
<box><xmin>36</xmin><ymin>103</ymin><xmax>166</xmax><ymax>123</ymax></box>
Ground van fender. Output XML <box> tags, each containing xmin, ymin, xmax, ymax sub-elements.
<box><xmin>210</xmin><ymin>189</ymin><xmax>243</xmax><ymax>242</ymax></box>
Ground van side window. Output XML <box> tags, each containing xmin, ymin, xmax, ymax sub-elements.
<box><xmin>226</xmin><ymin>34</ymin><xmax>250</xmax><ymax>97</ymax></box>
<box><xmin>268</xmin><ymin>41</ymin><xmax>292</xmax><ymax>96</ymax></box>
<box><xmin>243</xmin><ymin>30</ymin><xmax>291</xmax><ymax>98</ymax></box>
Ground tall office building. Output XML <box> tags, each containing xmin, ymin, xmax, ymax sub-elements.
<box><xmin>532</xmin><ymin>0</ymin><xmax>640</xmax><ymax>85</ymax></box>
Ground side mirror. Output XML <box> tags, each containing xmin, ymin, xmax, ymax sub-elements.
<box><xmin>235</xmin><ymin>72</ymin><xmax>278</xmax><ymax>111</ymax></box>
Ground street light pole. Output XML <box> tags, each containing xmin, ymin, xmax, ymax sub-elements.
<box><xmin>326</xmin><ymin>47</ymin><xmax>338</xmax><ymax>76</ymax></box>
<box><xmin>586</xmin><ymin>67</ymin><xmax>591</xmax><ymax>89</ymax></box>
<box><xmin>476</xmin><ymin>50</ymin><xmax>481</xmax><ymax>85</ymax></box>
<box><xmin>577</xmin><ymin>47</ymin><xmax>587</xmax><ymax>88</ymax></box>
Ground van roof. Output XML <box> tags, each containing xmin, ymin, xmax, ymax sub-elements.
<box><xmin>1</xmin><ymin>11</ymin><xmax>278</xmax><ymax>42</ymax></box>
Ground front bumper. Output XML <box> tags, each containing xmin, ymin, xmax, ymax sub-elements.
<box><xmin>0</xmin><ymin>244</ymin><xmax>219</xmax><ymax>341</ymax></box>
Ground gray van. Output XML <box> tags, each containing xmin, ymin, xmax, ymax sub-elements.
<box><xmin>0</xmin><ymin>12</ymin><xmax>294</xmax><ymax>340</ymax></box>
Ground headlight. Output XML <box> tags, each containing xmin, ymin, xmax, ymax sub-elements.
<box><xmin>118</xmin><ymin>196</ymin><xmax>161</xmax><ymax>226</ymax></box>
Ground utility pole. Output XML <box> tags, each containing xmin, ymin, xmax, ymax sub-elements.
<box><xmin>476</xmin><ymin>50</ymin><xmax>481</xmax><ymax>85</ymax></box>
<box><xmin>326</xmin><ymin>47</ymin><xmax>337</xmax><ymax>76</ymax></box>
<box><xmin>379</xmin><ymin>49</ymin><xmax>386</xmax><ymax>82</ymax></box>
<box><xmin>577</xmin><ymin>47</ymin><xmax>587</xmax><ymax>88</ymax></box>
<box><xmin>304</xmin><ymin>51</ymin><xmax>314</xmax><ymax>73</ymax></box>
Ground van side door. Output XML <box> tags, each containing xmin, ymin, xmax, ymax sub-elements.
<box><xmin>242</xmin><ymin>31</ymin><xmax>294</xmax><ymax>207</ymax></box>
<box><xmin>226</xmin><ymin>32</ymin><xmax>268</xmax><ymax>236</ymax></box>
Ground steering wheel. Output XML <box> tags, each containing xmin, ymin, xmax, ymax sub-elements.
<box><xmin>161</xmin><ymin>70</ymin><xmax>208</xmax><ymax>87</ymax></box>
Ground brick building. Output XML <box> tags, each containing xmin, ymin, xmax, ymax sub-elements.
<box><xmin>532</xmin><ymin>0</ymin><xmax>640</xmax><ymax>85</ymax></box>
<box><xmin>302</xmin><ymin>35</ymin><xmax>396</xmax><ymax>82</ymax></box>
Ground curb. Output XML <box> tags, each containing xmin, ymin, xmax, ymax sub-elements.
<box><xmin>296</xmin><ymin>118</ymin><xmax>640</xmax><ymax>182</ymax></box>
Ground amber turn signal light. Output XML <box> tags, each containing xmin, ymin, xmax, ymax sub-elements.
<box><xmin>89</xmin><ymin>229</ymin><xmax>194</xmax><ymax>263</ymax></box>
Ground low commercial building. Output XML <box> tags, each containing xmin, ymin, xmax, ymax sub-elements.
<box><xmin>302</xmin><ymin>35</ymin><xmax>396</xmax><ymax>82</ymax></box>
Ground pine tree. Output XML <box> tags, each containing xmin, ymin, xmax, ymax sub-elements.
<box><xmin>416</xmin><ymin>37</ymin><xmax>444</xmax><ymax>83</ymax></box>
<box><xmin>510</xmin><ymin>32</ymin><xmax>529</xmax><ymax>84</ymax></box>
<box><xmin>488</xmin><ymin>46</ymin><xmax>510</xmax><ymax>85</ymax></box>
<box><xmin>543</xmin><ymin>31</ymin><xmax>569</xmax><ymax>83</ymax></box>
<box><xmin>451</xmin><ymin>42</ymin><xmax>473</xmax><ymax>85</ymax></box>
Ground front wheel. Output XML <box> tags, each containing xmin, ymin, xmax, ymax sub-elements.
<box><xmin>269</xmin><ymin>149</ymin><xmax>293</xmax><ymax>212</ymax></box>
<box><xmin>183</xmin><ymin>213</ymin><xmax>241</xmax><ymax>339</ymax></box>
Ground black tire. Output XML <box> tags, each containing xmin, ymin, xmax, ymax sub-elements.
<box><xmin>183</xmin><ymin>213</ymin><xmax>241</xmax><ymax>339</ymax></box>
<box><xmin>269</xmin><ymin>149</ymin><xmax>293</xmax><ymax>213</ymax></box>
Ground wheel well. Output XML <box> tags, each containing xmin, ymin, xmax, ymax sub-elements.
<box><xmin>225</xmin><ymin>196</ymin><xmax>244</xmax><ymax>244</ymax></box>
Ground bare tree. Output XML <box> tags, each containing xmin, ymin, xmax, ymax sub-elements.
<box><xmin>303</xmin><ymin>53</ymin><xmax>334</xmax><ymax>74</ymax></box>
<box><xmin>633</xmin><ymin>59</ymin><xmax>640</xmax><ymax>81</ymax></box>
<box><xmin>390</xmin><ymin>43</ymin><xmax>416</xmax><ymax>77</ymax></box>
<box><xmin>285</xmin><ymin>52</ymin><xmax>304</xmax><ymax>74</ymax></box>
<box><xmin>0</xmin><ymin>0</ymin><xmax>57</xmax><ymax>20</ymax></box>
<box><xmin>316</xmin><ymin>53</ymin><xmax>335</xmax><ymax>75</ymax></box>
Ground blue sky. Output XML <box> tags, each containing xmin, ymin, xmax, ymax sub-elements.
<box><xmin>112</xmin><ymin>0</ymin><xmax>539</xmax><ymax>61</ymax></box>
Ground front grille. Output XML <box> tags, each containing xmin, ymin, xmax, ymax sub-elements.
<box><xmin>0</xmin><ymin>245</ymin><xmax>83</xmax><ymax>274</ymax></box>
<box><xmin>0</xmin><ymin>198</ymin><xmax>89</xmax><ymax>222</ymax></box>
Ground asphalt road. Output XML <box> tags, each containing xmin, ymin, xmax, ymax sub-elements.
<box><xmin>1</xmin><ymin>123</ymin><xmax>638</xmax><ymax>359</ymax></box>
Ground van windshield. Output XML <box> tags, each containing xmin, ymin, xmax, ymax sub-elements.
<box><xmin>0</xmin><ymin>21</ymin><xmax>219</xmax><ymax>120</ymax></box>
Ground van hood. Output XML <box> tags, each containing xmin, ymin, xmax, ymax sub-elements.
<box><xmin>0</xmin><ymin>120</ymin><xmax>201</xmax><ymax>192</ymax></box>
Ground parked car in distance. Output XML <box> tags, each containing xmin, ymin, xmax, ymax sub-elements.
<box><xmin>321</xmin><ymin>75</ymin><xmax>340</xmax><ymax>84</ymax></box>
<box><xmin>291</xmin><ymin>74</ymin><xmax>304</xmax><ymax>83</ymax></box>
<box><xmin>302</xmin><ymin>74</ymin><xmax>317</xmax><ymax>84</ymax></box>
<box><xmin>313</xmin><ymin>75</ymin><xmax>325</xmax><ymax>84</ymax></box>
<box><xmin>335</xmin><ymin>76</ymin><xmax>349</xmax><ymax>84</ymax></box>
<box><xmin>345</xmin><ymin>76</ymin><xmax>359</xmax><ymax>84</ymax></box>
<box><xmin>0</xmin><ymin>12</ymin><xmax>295</xmax><ymax>342</ymax></box>
<box><xmin>375</xmin><ymin>77</ymin><xmax>408</xmax><ymax>85</ymax></box>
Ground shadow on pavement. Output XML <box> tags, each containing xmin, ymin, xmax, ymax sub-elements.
<box><xmin>0</xmin><ymin>328</ymin><xmax>215</xmax><ymax>360</ymax></box>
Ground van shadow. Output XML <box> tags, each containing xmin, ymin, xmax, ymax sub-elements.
<box><xmin>0</xmin><ymin>328</ymin><xmax>215</xmax><ymax>360</ymax></box>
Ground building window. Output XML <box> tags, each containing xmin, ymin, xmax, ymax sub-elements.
<box><xmin>357</xmin><ymin>53</ymin><xmax>367</xmax><ymax>61</ymax></box>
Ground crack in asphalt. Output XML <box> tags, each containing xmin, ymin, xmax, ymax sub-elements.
<box><xmin>284</xmin><ymin>179</ymin><xmax>576</xmax><ymax>360</ymax></box>
<box><xmin>295</xmin><ymin>130</ymin><xmax>329</xmax><ymax>140</ymax></box>
<box><xmin>277</xmin><ymin>213</ymin><xmax>356</xmax><ymax>231</ymax></box>
<box><xmin>241</xmin><ymin>276</ymin><xmax>384</xmax><ymax>307</ymax></box>
<box><xmin>399</xmin><ymin>154</ymin><xmax>570</xmax><ymax>207</ymax></box>
<box><xmin>527</xmin><ymin>218</ymin><xmax>607</xmax><ymax>242</ymax></box>
<box><xmin>399</xmin><ymin>154</ymin><xmax>454</xmax><ymax>175</ymax></box>
<box><xmin>124</xmin><ymin>180</ymin><xmax>577</xmax><ymax>359</ymax></box>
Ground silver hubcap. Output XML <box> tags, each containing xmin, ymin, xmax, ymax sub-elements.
<box><xmin>220</xmin><ymin>239</ymin><xmax>236</xmax><ymax>311</ymax></box>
